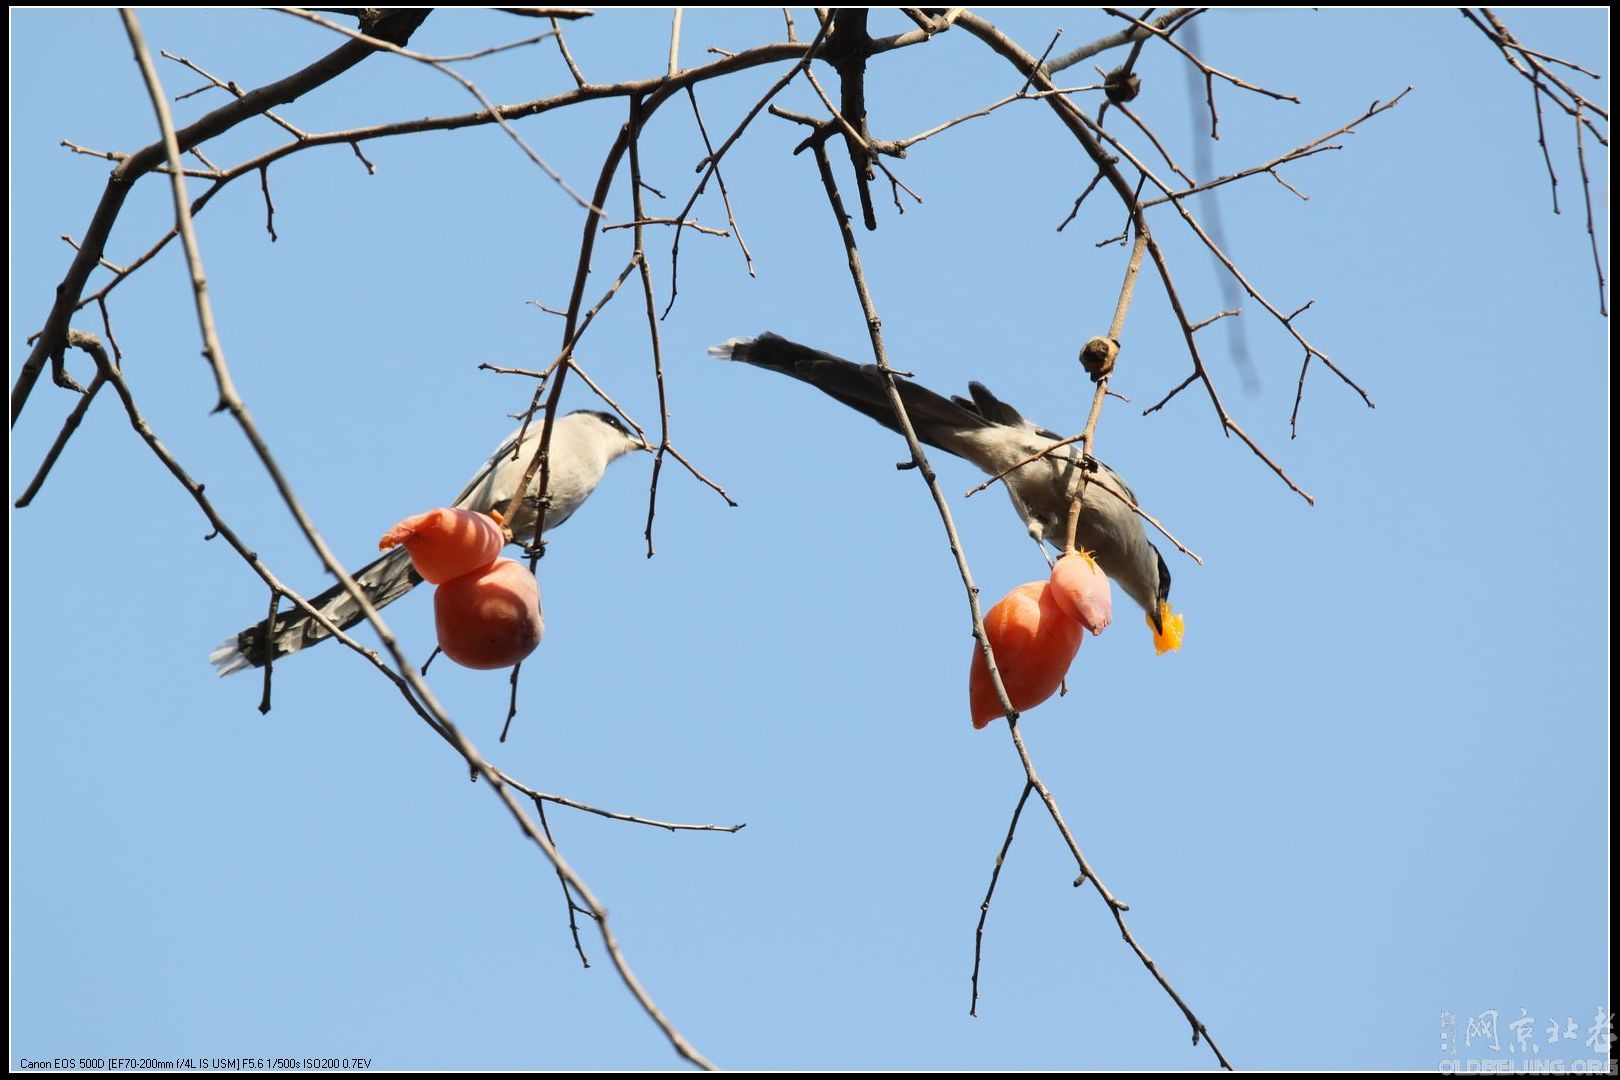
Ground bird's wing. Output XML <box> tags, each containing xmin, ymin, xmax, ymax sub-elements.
<box><xmin>451</xmin><ymin>425</ymin><xmax>526</xmax><ymax>511</ymax></box>
<box><xmin>961</xmin><ymin>382</ymin><xmax>1029</xmax><ymax>428</ymax></box>
<box><xmin>1088</xmin><ymin>457</ymin><xmax>1139</xmax><ymax>505</ymax></box>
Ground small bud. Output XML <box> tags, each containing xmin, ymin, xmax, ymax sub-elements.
<box><xmin>1105</xmin><ymin>67</ymin><xmax>1141</xmax><ymax>105</ymax></box>
<box><xmin>1080</xmin><ymin>336</ymin><xmax>1119</xmax><ymax>381</ymax></box>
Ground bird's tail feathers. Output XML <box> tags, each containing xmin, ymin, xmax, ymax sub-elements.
<box><xmin>706</xmin><ymin>338</ymin><xmax>748</xmax><ymax>362</ymax></box>
<box><xmin>211</xmin><ymin>546</ymin><xmax>421</xmax><ymax>675</ymax></box>
<box><xmin>710</xmin><ymin>332</ymin><xmax>993</xmax><ymax>454</ymax></box>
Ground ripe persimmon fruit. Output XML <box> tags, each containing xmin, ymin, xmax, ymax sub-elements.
<box><xmin>380</xmin><ymin>507</ymin><xmax>506</xmax><ymax>585</ymax></box>
<box><xmin>1049</xmin><ymin>549</ymin><xmax>1113</xmax><ymax>635</ymax></box>
<box><xmin>433</xmin><ymin>558</ymin><xmax>543</xmax><ymax>670</ymax></box>
<box><xmin>969</xmin><ymin>581</ymin><xmax>1084</xmax><ymax>729</ymax></box>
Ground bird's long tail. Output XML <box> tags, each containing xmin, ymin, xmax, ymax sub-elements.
<box><xmin>710</xmin><ymin>333</ymin><xmax>990</xmax><ymax>454</ymax></box>
<box><xmin>210</xmin><ymin>547</ymin><xmax>422</xmax><ymax>675</ymax></box>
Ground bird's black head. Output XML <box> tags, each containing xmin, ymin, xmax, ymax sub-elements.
<box><xmin>574</xmin><ymin>409</ymin><xmax>649</xmax><ymax>451</ymax></box>
<box><xmin>1152</xmin><ymin>545</ymin><xmax>1171</xmax><ymax>633</ymax></box>
<box><xmin>577</xmin><ymin>409</ymin><xmax>628</xmax><ymax>435</ymax></box>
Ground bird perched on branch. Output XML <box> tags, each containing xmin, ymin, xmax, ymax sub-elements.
<box><xmin>211</xmin><ymin>409</ymin><xmax>645</xmax><ymax>675</ymax></box>
<box><xmin>710</xmin><ymin>333</ymin><xmax>1172</xmax><ymax>633</ymax></box>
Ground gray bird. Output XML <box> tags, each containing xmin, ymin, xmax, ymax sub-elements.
<box><xmin>711</xmin><ymin>333</ymin><xmax>1171</xmax><ymax>632</ymax></box>
<box><xmin>211</xmin><ymin>409</ymin><xmax>645</xmax><ymax>675</ymax></box>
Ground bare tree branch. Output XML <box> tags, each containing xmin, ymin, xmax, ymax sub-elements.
<box><xmin>14</xmin><ymin>8</ymin><xmax>431</xmax><ymax>426</ymax></box>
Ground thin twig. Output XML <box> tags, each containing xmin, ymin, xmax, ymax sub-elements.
<box><xmin>59</xmin><ymin>233</ymin><xmax>128</xmax><ymax>275</ymax></box>
<box><xmin>13</xmin><ymin>368</ymin><xmax>108</xmax><ymax>508</ymax></box>
<box><xmin>258</xmin><ymin>589</ymin><xmax>280</xmax><ymax>714</ymax></box>
<box><xmin>664</xmin><ymin>22</ymin><xmax>831</xmax><ymax>317</ymax></box>
<box><xmin>963</xmin><ymin>433</ymin><xmax>1088</xmax><ymax>498</ymax></box>
<box><xmin>59</xmin><ymin>140</ymin><xmax>219</xmax><ymax>178</ymax></box>
<box><xmin>605</xmin><ymin>216</ymin><xmax>728</xmax><ymax>237</ymax></box>
<box><xmin>1086</xmin><ymin>470</ymin><xmax>1204</xmax><ymax>565</ymax></box>
<box><xmin>970</xmin><ymin>782</ymin><xmax>1033</xmax><ymax>1017</ymax></box>
<box><xmin>1142</xmin><ymin>90</ymin><xmax>1409</xmax><ymax>208</ymax></box>
<box><xmin>419</xmin><ymin>31</ymin><xmax>560</xmax><ymax>64</ymax></box>
<box><xmin>551</xmin><ymin>15</ymin><xmax>587</xmax><ymax>87</ymax></box>
<box><xmin>95</xmin><ymin>297</ymin><xmax>123</xmax><ymax>361</ymax></box>
<box><xmin>257</xmin><ymin>165</ymin><xmax>277</xmax><ymax>241</ymax></box>
<box><xmin>1113</xmin><ymin>99</ymin><xmax>1194</xmax><ymax>185</ymax></box>
<box><xmin>1020</xmin><ymin>28</ymin><xmax>1063</xmax><ymax>96</ymax></box>
<box><xmin>1046</xmin><ymin>8</ymin><xmax>1196</xmax><ymax>75</ymax></box>
<box><xmin>668</xmin><ymin>8</ymin><xmax>683</xmax><ymax>75</ymax></box>
<box><xmin>500</xmin><ymin>659</ymin><xmax>523</xmax><ymax>743</ymax></box>
<box><xmin>664</xmin><ymin>444</ymin><xmax>738</xmax><ymax>507</ymax></box>
<box><xmin>1056</xmin><ymin>170</ymin><xmax>1108</xmax><ymax>232</ymax></box>
<box><xmin>160</xmin><ymin>50</ymin><xmax>308</xmax><ymax>139</ymax></box>
<box><xmin>276</xmin><ymin>8</ymin><xmax>595</xmax><ymax>211</ymax></box>
<box><xmin>685</xmin><ymin>85</ymin><xmax>756</xmax><ymax>278</ymax></box>
<box><xmin>1573</xmin><ymin>104</ymin><xmax>1608</xmax><ymax>315</ymax></box>
<box><xmin>629</xmin><ymin>95</ymin><xmax>674</xmax><ymax>558</ymax></box>
<box><xmin>495</xmin><ymin>768</ymin><xmax>747</xmax><ymax>834</ymax></box>
<box><xmin>535</xmin><ymin>800</ymin><xmax>593</xmax><ymax>969</ymax></box>
<box><xmin>1531</xmin><ymin>75</ymin><xmax>1561</xmax><ymax>215</ymax></box>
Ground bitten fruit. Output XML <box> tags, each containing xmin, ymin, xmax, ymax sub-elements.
<box><xmin>433</xmin><ymin>558</ymin><xmax>544</xmax><ymax>670</ymax></box>
<box><xmin>1150</xmin><ymin>601</ymin><xmax>1185</xmax><ymax>655</ymax></box>
<box><xmin>969</xmin><ymin>582</ymin><xmax>1084</xmax><ymax>729</ymax></box>
<box><xmin>1048</xmin><ymin>549</ymin><xmax>1113</xmax><ymax>635</ymax></box>
<box><xmin>379</xmin><ymin>507</ymin><xmax>506</xmax><ymax>585</ymax></box>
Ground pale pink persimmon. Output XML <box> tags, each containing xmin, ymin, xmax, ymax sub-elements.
<box><xmin>1049</xmin><ymin>549</ymin><xmax>1113</xmax><ymax>635</ymax></box>
<box><xmin>969</xmin><ymin>581</ymin><xmax>1084</xmax><ymax>729</ymax></box>
<box><xmin>433</xmin><ymin>558</ymin><xmax>543</xmax><ymax>670</ymax></box>
<box><xmin>379</xmin><ymin>507</ymin><xmax>505</xmax><ymax>585</ymax></box>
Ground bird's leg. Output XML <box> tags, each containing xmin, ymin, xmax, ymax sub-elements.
<box><xmin>519</xmin><ymin>495</ymin><xmax>552</xmax><ymax>559</ymax></box>
<box><xmin>1031</xmin><ymin>530</ymin><xmax>1056</xmax><ymax>570</ymax></box>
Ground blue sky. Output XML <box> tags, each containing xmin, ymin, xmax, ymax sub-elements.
<box><xmin>11</xmin><ymin>8</ymin><xmax>1609</xmax><ymax>1070</ymax></box>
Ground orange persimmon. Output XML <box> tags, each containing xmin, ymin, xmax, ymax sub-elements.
<box><xmin>1049</xmin><ymin>548</ymin><xmax>1113</xmax><ymax>635</ymax></box>
<box><xmin>969</xmin><ymin>581</ymin><xmax>1084</xmax><ymax>729</ymax></box>
<box><xmin>379</xmin><ymin>507</ymin><xmax>506</xmax><ymax>585</ymax></box>
<box><xmin>433</xmin><ymin>558</ymin><xmax>543</xmax><ymax>670</ymax></box>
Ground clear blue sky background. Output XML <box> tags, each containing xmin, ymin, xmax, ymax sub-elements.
<box><xmin>11</xmin><ymin>9</ymin><xmax>1609</xmax><ymax>1071</ymax></box>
